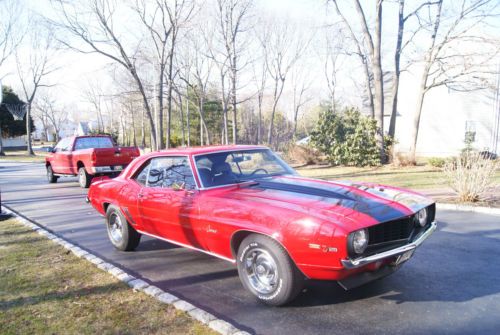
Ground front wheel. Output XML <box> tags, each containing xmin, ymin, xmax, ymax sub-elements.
<box><xmin>46</xmin><ymin>165</ymin><xmax>58</xmax><ymax>183</ymax></box>
<box><xmin>236</xmin><ymin>234</ymin><xmax>304</xmax><ymax>306</ymax></box>
<box><xmin>78</xmin><ymin>167</ymin><xmax>92</xmax><ymax>188</ymax></box>
<box><xmin>105</xmin><ymin>205</ymin><xmax>141</xmax><ymax>251</ymax></box>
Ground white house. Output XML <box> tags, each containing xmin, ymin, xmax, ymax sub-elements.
<box><xmin>385</xmin><ymin>70</ymin><xmax>499</xmax><ymax>158</ymax></box>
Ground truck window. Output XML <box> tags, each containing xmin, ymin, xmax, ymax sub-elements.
<box><xmin>54</xmin><ymin>138</ymin><xmax>72</xmax><ymax>152</ymax></box>
<box><xmin>74</xmin><ymin>137</ymin><xmax>114</xmax><ymax>150</ymax></box>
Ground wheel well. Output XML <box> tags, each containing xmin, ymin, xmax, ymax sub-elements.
<box><xmin>46</xmin><ymin>162</ymin><xmax>51</xmax><ymax>168</ymax></box>
<box><xmin>230</xmin><ymin>230</ymin><xmax>288</xmax><ymax>259</ymax></box>
<box><xmin>77</xmin><ymin>161</ymin><xmax>84</xmax><ymax>169</ymax></box>
<box><xmin>231</xmin><ymin>230</ymin><xmax>253</xmax><ymax>258</ymax></box>
<box><xmin>103</xmin><ymin>202</ymin><xmax>110</xmax><ymax>213</ymax></box>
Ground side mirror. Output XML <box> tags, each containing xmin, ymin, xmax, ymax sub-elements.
<box><xmin>171</xmin><ymin>181</ymin><xmax>186</xmax><ymax>191</ymax></box>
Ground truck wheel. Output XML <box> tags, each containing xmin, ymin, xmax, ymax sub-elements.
<box><xmin>78</xmin><ymin>167</ymin><xmax>92</xmax><ymax>188</ymax></box>
<box><xmin>236</xmin><ymin>234</ymin><xmax>304</xmax><ymax>306</ymax></box>
<box><xmin>105</xmin><ymin>205</ymin><xmax>141</xmax><ymax>251</ymax></box>
<box><xmin>46</xmin><ymin>165</ymin><xmax>58</xmax><ymax>183</ymax></box>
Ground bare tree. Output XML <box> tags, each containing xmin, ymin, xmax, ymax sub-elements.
<box><xmin>180</xmin><ymin>37</ymin><xmax>213</xmax><ymax>145</ymax></box>
<box><xmin>34</xmin><ymin>92</ymin><xmax>67</xmax><ymax>142</ymax></box>
<box><xmin>291</xmin><ymin>67</ymin><xmax>312</xmax><ymax>138</ymax></box>
<box><xmin>322</xmin><ymin>25</ymin><xmax>344</xmax><ymax>113</ymax></box>
<box><xmin>82</xmin><ymin>80</ymin><xmax>106</xmax><ymax>133</ymax></box>
<box><xmin>260</xmin><ymin>18</ymin><xmax>308</xmax><ymax>147</ymax></box>
<box><xmin>388</xmin><ymin>0</ymin><xmax>441</xmax><ymax>138</ymax></box>
<box><xmin>136</xmin><ymin>0</ymin><xmax>195</xmax><ymax>148</ymax></box>
<box><xmin>330</xmin><ymin>1</ymin><xmax>374</xmax><ymax>118</ymax></box>
<box><xmin>52</xmin><ymin>0</ymin><xmax>158</xmax><ymax>149</ymax></box>
<box><xmin>251</xmin><ymin>57</ymin><xmax>266</xmax><ymax>144</ymax></box>
<box><xmin>0</xmin><ymin>0</ymin><xmax>23</xmax><ymax>71</ymax></box>
<box><xmin>16</xmin><ymin>25</ymin><xmax>57</xmax><ymax>155</ymax></box>
<box><xmin>330</xmin><ymin>0</ymin><xmax>385</xmax><ymax>162</ymax></box>
<box><xmin>214</xmin><ymin>0</ymin><xmax>253</xmax><ymax>144</ymax></box>
<box><xmin>409</xmin><ymin>0</ymin><xmax>499</xmax><ymax>162</ymax></box>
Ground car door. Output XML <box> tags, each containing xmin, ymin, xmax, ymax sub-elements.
<box><xmin>51</xmin><ymin>138</ymin><xmax>73</xmax><ymax>174</ymax></box>
<box><xmin>137</xmin><ymin>156</ymin><xmax>205</xmax><ymax>249</ymax></box>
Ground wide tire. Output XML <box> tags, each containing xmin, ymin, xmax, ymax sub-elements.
<box><xmin>46</xmin><ymin>165</ymin><xmax>58</xmax><ymax>183</ymax></box>
<box><xmin>105</xmin><ymin>205</ymin><xmax>141</xmax><ymax>251</ymax></box>
<box><xmin>78</xmin><ymin>167</ymin><xmax>92</xmax><ymax>188</ymax></box>
<box><xmin>236</xmin><ymin>234</ymin><xmax>304</xmax><ymax>306</ymax></box>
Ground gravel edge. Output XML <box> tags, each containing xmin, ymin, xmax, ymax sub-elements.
<box><xmin>0</xmin><ymin>205</ymin><xmax>250</xmax><ymax>335</ymax></box>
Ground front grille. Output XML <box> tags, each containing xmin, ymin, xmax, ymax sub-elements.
<box><xmin>368</xmin><ymin>217</ymin><xmax>414</xmax><ymax>245</ymax></box>
<box><xmin>354</xmin><ymin>203</ymin><xmax>436</xmax><ymax>258</ymax></box>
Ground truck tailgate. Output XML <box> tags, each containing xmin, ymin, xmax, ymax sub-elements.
<box><xmin>92</xmin><ymin>147</ymin><xmax>140</xmax><ymax>166</ymax></box>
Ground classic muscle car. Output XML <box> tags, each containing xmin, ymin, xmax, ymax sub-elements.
<box><xmin>87</xmin><ymin>145</ymin><xmax>437</xmax><ymax>306</ymax></box>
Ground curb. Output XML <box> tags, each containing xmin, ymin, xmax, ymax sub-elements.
<box><xmin>436</xmin><ymin>203</ymin><xmax>500</xmax><ymax>215</ymax></box>
<box><xmin>1</xmin><ymin>205</ymin><xmax>249</xmax><ymax>335</ymax></box>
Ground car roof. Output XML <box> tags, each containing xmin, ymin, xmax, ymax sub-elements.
<box><xmin>151</xmin><ymin>144</ymin><xmax>268</xmax><ymax>156</ymax></box>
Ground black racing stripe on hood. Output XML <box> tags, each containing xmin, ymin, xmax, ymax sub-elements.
<box><xmin>250</xmin><ymin>180</ymin><xmax>408</xmax><ymax>223</ymax></box>
<box><xmin>252</xmin><ymin>180</ymin><xmax>355</xmax><ymax>201</ymax></box>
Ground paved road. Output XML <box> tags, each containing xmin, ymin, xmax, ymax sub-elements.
<box><xmin>1</xmin><ymin>161</ymin><xmax>500</xmax><ymax>335</ymax></box>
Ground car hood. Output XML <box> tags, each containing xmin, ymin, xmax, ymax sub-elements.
<box><xmin>219</xmin><ymin>175</ymin><xmax>434</xmax><ymax>230</ymax></box>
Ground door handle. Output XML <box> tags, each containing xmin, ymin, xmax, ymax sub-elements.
<box><xmin>137</xmin><ymin>193</ymin><xmax>144</xmax><ymax>198</ymax></box>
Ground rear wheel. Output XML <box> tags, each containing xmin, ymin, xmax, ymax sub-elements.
<box><xmin>46</xmin><ymin>165</ymin><xmax>58</xmax><ymax>183</ymax></box>
<box><xmin>236</xmin><ymin>234</ymin><xmax>304</xmax><ymax>306</ymax></box>
<box><xmin>105</xmin><ymin>205</ymin><xmax>141</xmax><ymax>251</ymax></box>
<box><xmin>78</xmin><ymin>167</ymin><xmax>92</xmax><ymax>188</ymax></box>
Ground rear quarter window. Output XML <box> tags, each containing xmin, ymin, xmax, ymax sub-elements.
<box><xmin>74</xmin><ymin>137</ymin><xmax>114</xmax><ymax>150</ymax></box>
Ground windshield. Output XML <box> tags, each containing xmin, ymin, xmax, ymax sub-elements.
<box><xmin>194</xmin><ymin>149</ymin><xmax>296</xmax><ymax>188</ymax></box>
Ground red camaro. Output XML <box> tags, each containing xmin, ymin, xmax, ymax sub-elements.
<box><xmin>87</xmin><ymin>145</ymin><xmax>437</xmax><ymax>306</ymax></box>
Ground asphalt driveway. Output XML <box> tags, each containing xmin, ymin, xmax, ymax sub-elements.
<box><xmin>1</xmin><ymin>161</ymin><xmax>499</xmax><ymax>334</ymax></box>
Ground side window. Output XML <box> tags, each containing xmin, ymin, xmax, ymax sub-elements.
<box><xmin>55</xmin><ymin>138</ymin><xmax>71</xmax><ymax>152</ymax></box>
<box><xmin>146</xmin><ymin>157</ymin><xmax>196</xmax><ymax>190</ymax></box>
<box><xmin>134</xmin><ymin>161</ymin><xmax>151</xmax><ymax>186</ymax></box>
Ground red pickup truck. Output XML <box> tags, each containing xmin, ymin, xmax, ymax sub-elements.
<box><xmin>45</xmin><ymin>135</ymin><xmax>140</xmax><ymax>188</ymax></box>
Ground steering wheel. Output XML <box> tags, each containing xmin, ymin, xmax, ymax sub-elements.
<box><xmin>249</xmin><ymin>168</ymin><xmax>269</xmax><ymax>176</ymax></box>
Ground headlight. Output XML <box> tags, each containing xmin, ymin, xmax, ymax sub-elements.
<box><xmin>351</xmin><ymin>229</ymin><xmax>369</xmax><ymax>254</ymax></box>
<box><xmin>416</xmin><ymin>208</ymin><xmax>428</xmax><ymax>227</ymax></box>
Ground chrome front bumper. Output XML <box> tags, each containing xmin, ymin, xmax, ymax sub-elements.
<box><xmin>341</xmin><ymin>221</ymin><xmax>437</xmax><ymax>269</ymax></box>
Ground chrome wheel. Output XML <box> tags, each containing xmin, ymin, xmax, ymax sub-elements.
<box><xmin>244</xmin><ymin>247</ymin><xmax>279</xmax><ymax>294</ymax></box>
<box><xmin>78</xmin><ymin>169</ymin><xmax>86</xmax><ymax>187</ymax></box>
<box><xmin>108</xmin><ymin>213</ymin><xmax>123</xmax><ymax>244</ymax></box>
<box><xmin>47</xmin><ymin>167</ymin><xmax>52</xmax><ymax>181</ymax></box>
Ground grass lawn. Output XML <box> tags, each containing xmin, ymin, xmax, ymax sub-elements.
<box><xmin>295</xmin><ymin>164</ymin><xmax>500</xmax><ymax>190</ymax></box>
<box><xmin>0</xmin><ymin>215</ymin><xmax>216</xmax><ymax>335</ymax></box>
<box><xmin>0</xmin><ymin>151</ymin><xmax>47</xmax><ymax>163</ymax></box>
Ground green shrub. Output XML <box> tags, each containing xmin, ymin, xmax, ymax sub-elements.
<box><xmin>311</xmin><ymin>107</ymin><xmax>381</xmax><ymax>166</ymax></box>
<box><xmin>427</xmin><ymin>157</ymin><xmax>446</xmax><ymax>168</ymax></box>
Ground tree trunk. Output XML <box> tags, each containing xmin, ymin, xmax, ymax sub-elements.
<box><xmin>389</xmin><ymin>0</ymin><xmax>405</xmax><ymax>139</ymax></box>
<box><xmin>372</xmin><ymin>0</ymin><xmax>385</xmax><ymax>163</ymax></box>
<box><xmin>267</xmin><ymin>78</ymin><xmax>285</xmax><ymax>146</ymax></box>
<box><xmin>186</xmin><ymin>87</ymin><xmax>191</xmax><ymax>147</ymax></box>
<box><xmin>26</xmin><ymin>103</ymin><xmax>34</xmax><ymax>156</ymax></box>
<box><xmin>157</xmin><ymin>70</ymin><xmax>164</xmax><ymax>150</ymax></box>
<box><xmin>409</xmin><ymin>69</ymin><xmax>430</xmax><ymax>162</ymax></box>
<box><xmin>409</xmin><ymin>0</ymin><xmax>442</xmax><ymax>163</ymax></box>
<box><xmin>0</xmin><ymin>121</ymin><xmax>5</xmax><ymax>156</ymax></box>
<box><xmin>257</xmin><ymin>92</ymin><xmax>262</xmax><ymax>144</ymax></box>
<box><xmin>179</xmin><ymin>93</ymin><xmax>185</xmax><ymax>147</ymax></box>
<box><xmin>231</xmin><ymin>59</ymin><xmax>237</xmax><ymax>145</ymax></box>
<box><xmin>361</xmin><ymin>56</ymin><xmax>375</xmax><ymax>118</ymax></box>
